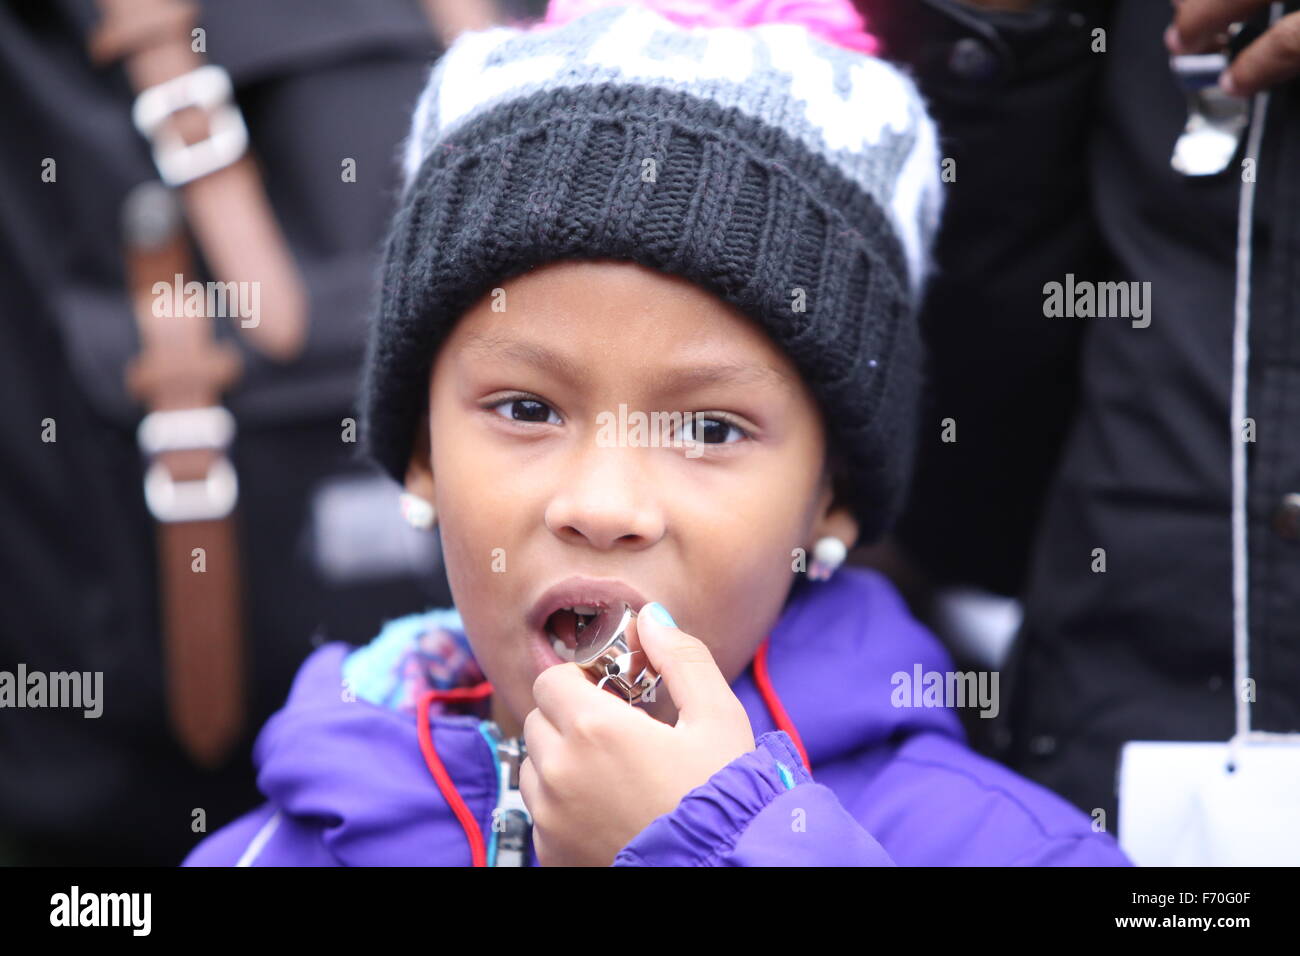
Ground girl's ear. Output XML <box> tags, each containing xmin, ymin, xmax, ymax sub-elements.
<box><xmin>812</xmin><ymin>499</ymin><xmax>859</xmax><ymax>553</ymax></box>
<box><xmin>403</xmin><ymin>410</ymin><xmax>436</xmax><ymax>502</ymax></box>
<box><xmin>811</xmin><ymin>454</ymin><xmax>858</xmax><ymax>551</ymax></box>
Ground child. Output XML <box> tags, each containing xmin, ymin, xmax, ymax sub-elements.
<box><xmin>184</xmin><ymin>0</ymin><xmax>1130</xmax><ymax>866</ymax></box>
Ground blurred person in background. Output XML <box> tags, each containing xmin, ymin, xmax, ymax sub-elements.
<box><xmin>857</xmin><ymin>0</ymin><xmax>1300</xmax><ymax>851</ymax></box>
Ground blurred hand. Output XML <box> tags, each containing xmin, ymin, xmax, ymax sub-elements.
<box><xmin>421</xmin><ymin>0</ymin><xmax>500</xmax><ymax>46</ymax></box>
<box><xmin>1167</xmin><ymin>0</ymin><xmax>1300</xmax><ymax>97</ymax></box>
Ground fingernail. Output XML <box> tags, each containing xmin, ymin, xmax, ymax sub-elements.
<box><xmin>1164</xmin><ymin>24</ymin><xmax>1183</xmax><ymax>55</ymax></box>
<box><xmin>643</xmin><ymin>602</ymin><xmax>676</xmax><ymax>628</ymax></box>
<box><xmin>1219</xmin><ymin>70</ymin><xmax>1239</xmax><ymax>96</ymax></box>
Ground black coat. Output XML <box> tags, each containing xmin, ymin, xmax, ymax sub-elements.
<box><xmin>865</xmin><ymin>0</ymin><xmax>1300</xmax><ymax>827</ymax></box>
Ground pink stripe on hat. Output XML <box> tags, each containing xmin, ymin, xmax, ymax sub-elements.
<box><xmin>541</xmin><ymin>0</ymin><xmax>880</xmax><ymax>55</ymax></box>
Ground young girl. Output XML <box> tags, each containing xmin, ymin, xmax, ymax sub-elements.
<box><xmin>184</xmin><ymin>0</ymin><xmax>1130</xmax><ymax>866</ymax></box>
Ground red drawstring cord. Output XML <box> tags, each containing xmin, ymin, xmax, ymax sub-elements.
<box><xmin>416</xmin><ymin>682</ymin><xmax>494</xmax><ymax>868</ymax></box>
<box><xmin>417</xmin><ymin>634</ymin><xmax>807</xmax><ymax>866</ymax></box>
<box><xmin>752</xmin><ymin>637</ymin><xmax>811</xmax><ymax>775</ymax></box>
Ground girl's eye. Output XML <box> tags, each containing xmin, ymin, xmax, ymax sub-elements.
<box><xmin>489</xmin><ymin>396</ymin><xmax>561</xmax><ymax>425</ymax></box>
<box><xmin>680</xmin><ymin>415</ymin><xmax>748</xmax><ymax>445</ymax></box>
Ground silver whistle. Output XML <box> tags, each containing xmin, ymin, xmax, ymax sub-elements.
<box><xmin>572</xmin><ymin>602</ymin><xmax>661</xmax><ymax>705</ymax></box>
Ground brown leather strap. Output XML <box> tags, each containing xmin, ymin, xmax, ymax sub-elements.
<box><xmin>87</xmin><ymin>0</ymin><xmax>199</xmax><ymax>64</ymax></box>
<box><xmin>91</xmin><ymin>0</ymin><xmax>307</xmax><ymax>361</ymax></box>
<box><xmin>122</xmin><ymin>183</ymin><xmax>247</xmax><ymax>769</ymax></box>
<box><xmin>157</xmin><ymin>512</ymin><xmax>246</xmax><ymax>769</ymax></box>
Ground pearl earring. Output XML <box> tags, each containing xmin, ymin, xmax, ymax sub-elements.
<box><xmin>808</xmin><ymin>535</ymin><xmax>847</xmax><ymax>581</ymax></box>
<box><xmin>399</xmin><ymin>492</ymin><xmax>436</xmax><ymax>530</ymax></box>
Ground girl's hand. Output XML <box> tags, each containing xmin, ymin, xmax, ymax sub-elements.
<box><xmin>519</xmin><ymin>604</ymin><xmax>756</xmax><ymax>866</ymax></box>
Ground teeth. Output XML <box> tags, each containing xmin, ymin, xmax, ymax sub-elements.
<box><xmin>550</xmin><ymin>634</ymin><xmax>576</xmax><ymax>662</ymax></box>
<box><xmin>572</xmin><ymin>605</ymin><xmax>600</xmax><ymax>615</ymax></box>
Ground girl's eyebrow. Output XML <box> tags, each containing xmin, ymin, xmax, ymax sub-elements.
<box><xmin>657</xmin><ymin>360</ymin><xmax>794</xmax><ymax>395</ymax></box>
<box><xmin>463</xmin><ymin>331</ymin><xmax>585</xmax><ymax>384</ymax></box>
<box><xmin>462</xmin><ymin>330</ymin><xmax>794</xmax><ymax>395</ymax></box>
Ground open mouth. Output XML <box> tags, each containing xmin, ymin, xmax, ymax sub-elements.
<box><xmin>544</xmin><ymin>605</ymin><xmax>603</xmax><ymax>662</ymax></box>
<box><xmin>528</xmin><ymin>578</ymin><xmax>649</xmax><ymax>670</ymax></box>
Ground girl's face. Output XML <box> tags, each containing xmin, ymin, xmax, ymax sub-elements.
<box><xmin>405</xmin><ymin>259</ymin><xmax>858</xmax><ymax>736</ymax></box>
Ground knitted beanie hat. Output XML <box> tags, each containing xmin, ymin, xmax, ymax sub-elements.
<box><xmin>361</xmin><ymin>0</ymin><xmax>943</xmax><ymax>543</ymax></box>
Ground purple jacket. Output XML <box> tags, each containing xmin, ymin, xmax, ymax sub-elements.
<box><xmin>183</xmin><ymin>567</ymin><xmax>1131</xmax><ymax>866</ymax></box>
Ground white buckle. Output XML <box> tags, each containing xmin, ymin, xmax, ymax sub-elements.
<box><xmin>144</xmin><ymin>457</ymin><xmax>238</xmax><ymax>523</ymax></box>
<box><xmin>132</xmin><ymin>64</ymin><xmax>248</xmax><ymax>186</ymax></box>
<box><xmin>143</xmin><ymin>457</ymin><xmax>240</xmax><ymax>522</ymax></box>
<box><xmin>137</xmin><ymin>406</ymin><xmax>235</xmax><ymax>455</ymax></box>
<box><xmin>137</xmin><ymin>407</ymin><xmax>238</xmax><ymax>522</ymax></box>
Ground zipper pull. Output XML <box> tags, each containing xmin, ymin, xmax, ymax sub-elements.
<box><xmin>484</xmin><ymin>723</ymin><xmax>533</xmax><ymax>866</ymax></box>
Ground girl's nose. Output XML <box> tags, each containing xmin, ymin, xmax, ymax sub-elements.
<box><xmin>543</xmin><ymin>444</ymin><xmax>666</xmax><ymax>551</ymax></box>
